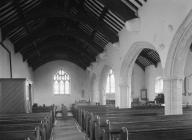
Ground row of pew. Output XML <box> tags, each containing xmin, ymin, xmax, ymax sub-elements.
<box><xmin>0</xmin><ymin>106</ymin><xmax>55</xmax><ymax>140</ymax></box>
<box><xmin>72</xmin><ymin>104</ymin><xmax>192</xmax><ymax>140</ymax></box>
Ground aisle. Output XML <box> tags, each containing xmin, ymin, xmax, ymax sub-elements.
<box><xmin>53</xmin><ymin>115</ymin><xmax>86</xmax><ymax>140</ymax></box>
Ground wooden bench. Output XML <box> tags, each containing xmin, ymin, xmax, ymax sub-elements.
<box><xmin>73</xmin><ymin>104</ymin><xmax>192</xmax><ymax>140</ymax></box>
<box><xmin>0</xmin><ymin>111</ymin><xmax>54</xmax><ymax>140</ymax></box>
<box><xmin>119</xmin><ymin>120</ymin><xmax>192</xmax><ymax>140</ymax></box>
<box><xmin>0</xmin><ymin>124</ymin><xmax>41</xmax><ymax>140</ymax></box>
<box><xmin>0</xmin><ymin>114</ymin><xmax>51</xmax><ymax>140</ymax></box>
<box><xmin>101</xmin><ymin>115</ymin><xmax>192</xmax><ymax>140</ymax></box>
<box><xmin>87</xmin><ymin>109</ymin><xmax>164</xmax><ymax>140</ymax></box>
<box><xmin>84</xmin><ymin>108</ymin><xmax>163</xmax><ymax>131</ymax></box>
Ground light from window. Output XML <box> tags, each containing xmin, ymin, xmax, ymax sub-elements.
<box><xmin>155</xmin><ymin>77</ymin><xmax>163</xmax><ymax>93</ymax></box>
<box><xmin>105</xmin><ymin>69</ymin><xmax>115</xmax><ymax>94</ymax></box>
<box><xmin>53</xmin><ymin>69</ymin><xmax>70</xmax><ymax>95</ymax></box>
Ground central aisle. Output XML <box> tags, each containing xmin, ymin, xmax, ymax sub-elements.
<box><xmin>53</xmin><ymin>116</ymin><xmax>86</xmax><ymax>140</ymax></box>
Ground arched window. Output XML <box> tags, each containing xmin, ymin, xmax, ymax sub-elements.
<box><xmin>155</xmin><ymin>77</ymin><xmax>163</xmax><ymax>94</ymax></box>
<box><xmin>53</xmin><ymin>69</ymin><xmax>70</xmax><ymax>95</ymax></box>
<box><xmin>105</xmin><ymin>69</ymin><xmax>115</xmax><ymax>94</ymax></box>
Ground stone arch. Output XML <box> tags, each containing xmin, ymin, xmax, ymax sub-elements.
<box><xmin>164</xmin><ymin>10</ymin><xmax>192</xmax><ymax>115</ymax></box>
<box><xmin>119</xmin><ymin>41</ymin><xmax>158</xmax><ymax>108</ymax></box>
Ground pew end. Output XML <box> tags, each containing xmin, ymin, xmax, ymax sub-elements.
<box><xmin>101</xmin><ymin>128</ymin><xmax>106</xmax><ymax>140</ymax></box>
<box><xmin>96</xmin><ymin>115</ymin><xmax>101</xmax><ymax>126</ymax></box>
<box><xmin>121</xmin><ymin>127</ymin><xmax>129</xmax><ymax>140</ymax></box>
<box><xmin>106</xmin><ymin>120</ymin><xmax>111</xmax><ymax>130</ymax></box>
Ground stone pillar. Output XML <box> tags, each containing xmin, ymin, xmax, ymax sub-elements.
<box><xmin>164</xmin><ymin>77</ymin><xmax>183</xmax><ymax>115</ymax></box>
<box><xmin>93</xmin><ymin>92</ymin><xmax>100</xmax><ymax>103</ymax></box>
<box><xmin>100</xmin><ymin>89</ymin><xmax>106</xmax><ymax>105</ymax></box>
<box><xmin>119</xmin><ymin>84</ymin><xmax>131</xmax><ymax>108</ymax></box>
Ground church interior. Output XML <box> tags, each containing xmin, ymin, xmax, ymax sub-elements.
<box><xmin>1</xmin><ymin>0</ymin><xmax>192</xmax><ymax>140</ymax></box>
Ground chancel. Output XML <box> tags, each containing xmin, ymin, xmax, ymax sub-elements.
<box><xmin>1</xmin><ymin>0</ymin><xmax>192</xmax><ymax>140</ymax></box>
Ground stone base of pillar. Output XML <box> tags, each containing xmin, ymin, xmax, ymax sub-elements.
<box><xmin>119</xmin><ymin>84</ymin><xmax>131</xmax><ymax>108</ymax></box>
<box><xmin>164</xmin><ymin>77</ymin><xmax>183</xmax><ymax>115</ymax></box>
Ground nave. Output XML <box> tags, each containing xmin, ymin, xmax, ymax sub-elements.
<box><xmin>2</xmin><ymin>0</ymin><xmax>192</xmax><ymax>140</ymax></box>
<box><xmin>53</xmin><ymin>113</ymin><xmax>86</xmax><ymax>140</ymax></box>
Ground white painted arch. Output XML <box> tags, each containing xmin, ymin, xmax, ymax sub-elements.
<box><xmin>164</xmin><ymin>10</ymin><xmax>192</xmax><ymax>115</ymax></box>
<box><xmin>119</xmin><ymin>41</ymin><xmax>160</xmax><ymax>108</ymax></box>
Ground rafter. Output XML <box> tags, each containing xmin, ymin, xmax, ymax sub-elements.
<box><xmin>28</xmin><ymin>52</ymin><xmax>89</xmax><ymax>70</ymax></box>
<box><xmin>140</xmin><ymin>51</ymin><xmax>158</xmax><ymax>67</ymax></box>
<box><xmin>135</xmin><ymin>59</ymin><xmax>145</xmax><ymax>71</ymax></box>
<box><xmin>0</xmin><ymin>0</ymin><xmax>143</xmax><ymax>70</ymax></box>
<box><xmin>23</xmin><ymin>41</ymin><xmax>96</xmax><ymax>62</ymax></box>
<box><xmin>91</xmin><ymin>6</ymin><xmax>108</xmax><ymax>39</ymax></box>
<box><xmin>12</xmin><ymin>0</ymin><xmax>40</xmax><ymax>57</ymax></box>
<box><xmin>97</xmin><ymin>0</ymin><xmax>137</xmax><ymax>20</ymax></box>
<box><xmin>15</xmin><ymin>25</ymin><xmax>103</xmax><ymax>54</ymax></box>
<box><xmin>29</xmin><ymin>49</ymin><xmax>91</xmax><ymax>66</ymax></box>
<box><xmin>4</xmin><ymin>6</ymin><xmax>118</xmax><ymax>43</ymax></box>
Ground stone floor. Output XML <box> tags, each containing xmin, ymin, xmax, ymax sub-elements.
<box><xmin>52</xmin><ymin>113</ymin><xmax>86</xmax><ymax>140</ymax></box>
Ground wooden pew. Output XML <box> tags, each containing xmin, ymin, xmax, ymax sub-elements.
<box><xmin>74</xmin><ymin>105</ymin><xmax>163</xmax><ymax>132</ymax></box>
<box><xmin>0</xmin><ymin>111</ymin><xmax>53</xmax><ymax>140</ymax></box>
<box><xmin>101</xmin><ymin>115</ymin><xmax>192</xmax><ymax>140</ymax></box>
<box><xmin>0</xmin><ymin>125</ymin><xmax>41</xmax><ymax>140</ymax></box>
<box><xmin>85</xmin><ymin>106</ymin><xmax>192</xmax><ymax>137</ymax></box>
<box><xmin>0</xmin><ymin>113</ymin><xmax>52</xmax><ymax>139</ymax></box>
<box><xmin>0</xmin><ymin>119</ymin><xmax>47</xmax><ymax>140</ymax></box>
<box><xmin>87</xmin><ymin>109</ymin><xmax>164</xmax><ymax>140</ymax></box>
<box><xmin>77</xmin><ymin>105</ymin><xmax>112</xmax><ymax>128</ymax></box>
<box><xmin>0</xmin><ymin>123</ymin><xmax>46</xmax><ymax>140</ymax></box>
<box><xmin>119</xmin><ymin>120</ymin><xmax>192</xmax><ymax>140</ymax></box>
<box><xmin>74</xmin><ymin>104</ymin><xmax>192</xmax><ymax>140</ymax></box>
<box><xmin>84</xmin><ymin>107</ymin><xmax>163</xmax><ymax>132</ymax></box>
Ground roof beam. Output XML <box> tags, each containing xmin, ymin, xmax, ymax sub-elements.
<box><xmin>28</xmin><ymin>52</ymin><xmax>88</xmax><ymax>70</ymax></box>
<box><xmin>135</xmin><ymin>59</ymin><xmax>145</xmax><ymax>71</ymax></box>
<box><xmin>4</xmin><ymin>6</ymin><xmax>118</xmax><ymax>43</ymax></box>
<box><xmin>23</xmin><ymin>41</ymin><xmax>96</xmax><ymax>62</ymax></box>
<box><xmin>28</xmin><ymin>49</ymin><xmax>91</xmax><ymax>66</ymax></box>
<box><xmin>91</xmin><ymin>6</ymin><xmax>108</xmax><ymax>39</ymax></box>
<box><xmin>121</xmin><ymin>0</ymin><xmax>138</xmax><ymax>14</ymax></box>
<box><xmin>140</xmin><ymin>51</ymin><xmax>158</xmax><ymax>67</ymax></box>
<box><xmin>97</xmin><ymin>0</ymin><xmax>137</xmax><ymax>20</ymax></box>
<box><xmin>12</xmin><ymin>0</ymin><xmax>40</xmax><ymax>57</ymax></box>
<box><xmin>15</xmin><ymin>25</ymin><xmax>103</xmax><ymax>54</ymax></box>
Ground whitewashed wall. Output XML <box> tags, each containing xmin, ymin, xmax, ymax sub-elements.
<box><xmin>145</xmin><ymin>63</ymin><xmax>163</xmax><ymax>101</ymax></box>
<box><xmin>33</xmin><ymin>60</ymin><xmax>89</xmax><ymax>108</ymax></box>
<box><xmin>131</xmin><ymin>64</ymin><xmax>145</xmax><ymax>100</ymax></box>
<box><xmin>0</xmin><ymin>39</ymin><xmax>33</xmax><ymax>81</ymax></box>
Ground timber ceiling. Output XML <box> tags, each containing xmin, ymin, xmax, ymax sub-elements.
<box><xmin>136</xmin><ymin>48</ymin><xmax>161</xmax><ymax>71</ymax></box>
<box><xmin>0</xmin><ymin>0</ymin><xmax>148</xmax><ymax>70</ymax></box>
